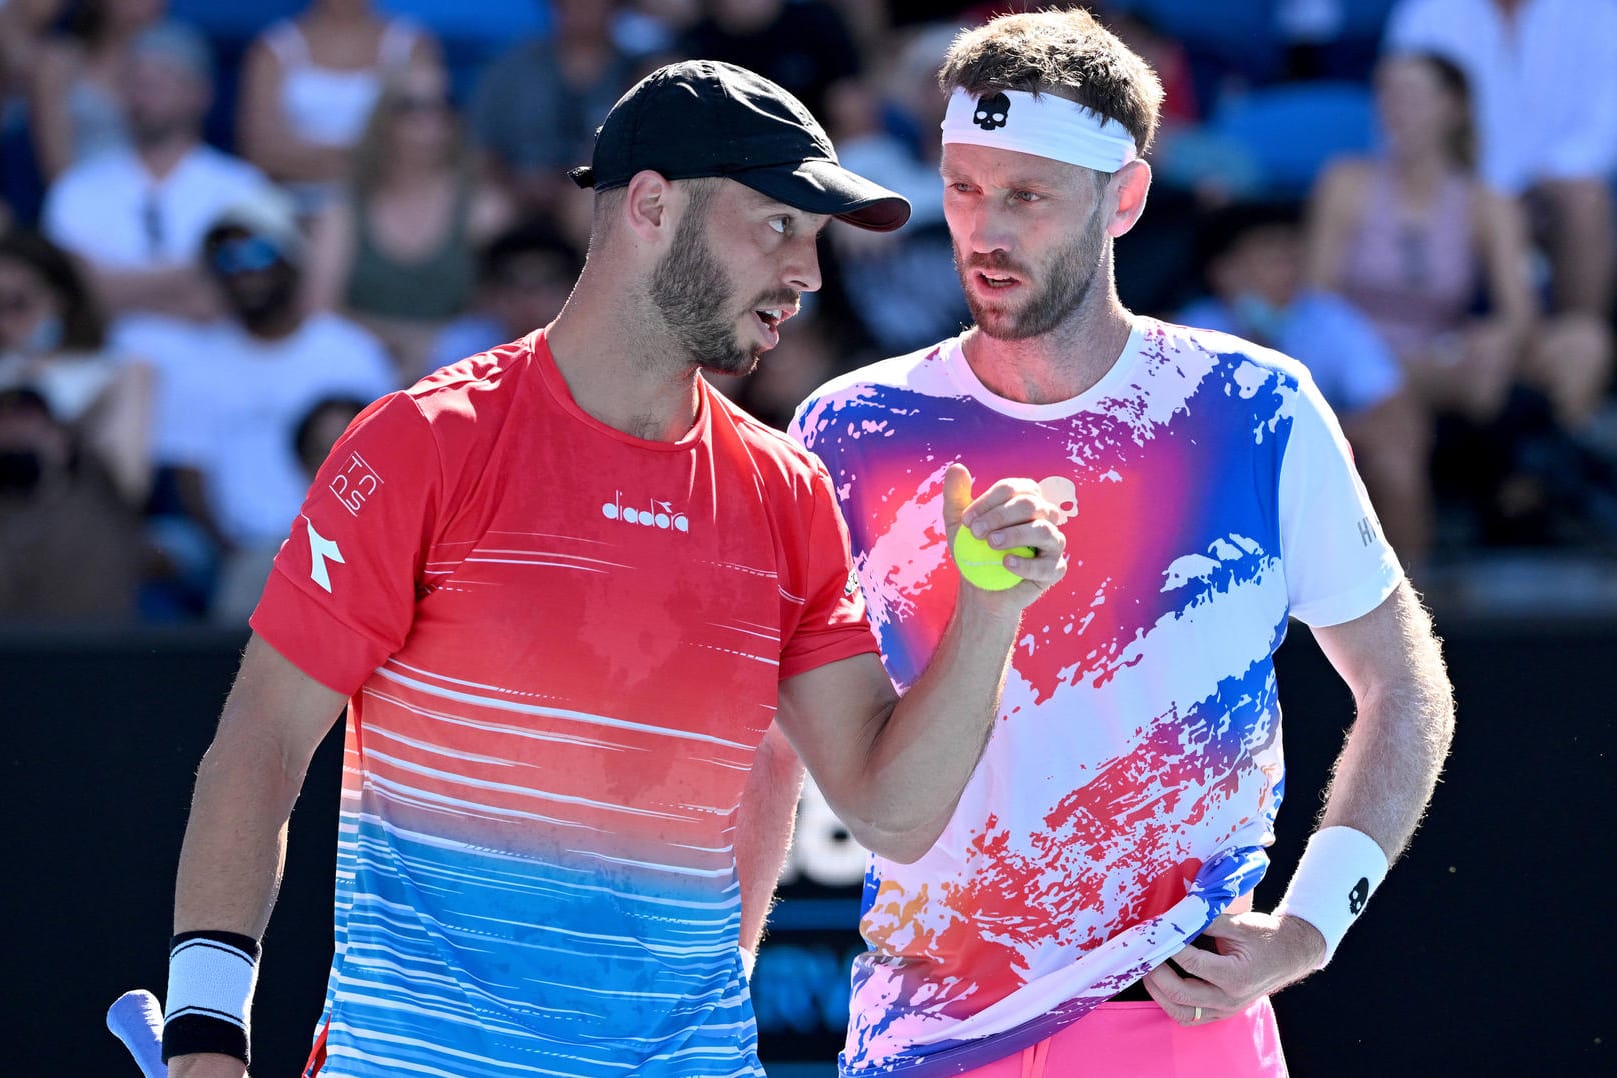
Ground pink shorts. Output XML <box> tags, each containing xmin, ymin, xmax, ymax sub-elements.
<box><xmin>953</xmin><ymin>998</ymin><xmax>1288</xmax><ymax>1078</ymax></box>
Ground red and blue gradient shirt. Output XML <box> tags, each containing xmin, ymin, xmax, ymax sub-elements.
<box><xmin>251</xmin><ymin>329</ymin><xmax>879</xmax><ymax>1077</ymax></box>
<box><xmin>791</xmin><ymin>319</ymin><xmax>1402</xmax><ymax>1076</ymax></box>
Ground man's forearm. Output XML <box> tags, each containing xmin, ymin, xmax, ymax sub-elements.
<box><xmin>1316</xmin><ymin>605</ymin><xmax>1454</xmax><ymax>860</ymax></box>
<box><xmin>173</xmin><ymin>733</ymin><xmax>304</xmax><ymax>938</ymax></box>
<box><xmin>735</xmin><ymin>723</ymin><xmax>805</xmax><ymax>953</ymax></box>
<box><xmin>852</xmin><ymin>595</ymin><xmax>1020</xmax><ymax>862</ymax></box>
<box><xmin>167</xmin><ymin>732</ymin><xmax>308</xmax><ymax>1078</ymax></box>
<box><xmin>165</xmin><ymin>638</ymin><xmax>346</xmax><ymax>1074</ymax></box>
<box><xmin>1269</xmin><ymin>586</ymin><xmax>1455</xmax><ymax>968</ymax></box>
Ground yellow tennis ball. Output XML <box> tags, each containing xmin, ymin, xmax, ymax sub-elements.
<box><xmin>952</xmin><ymin>527</ymin><xmax>1036</xmax><ymax>591</ymax></box>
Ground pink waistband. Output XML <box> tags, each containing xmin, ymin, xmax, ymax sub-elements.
<box><xmin>952</xmin><ymin>997</ymin><xmax>1288</xmax><ymax>1078</ymax></box>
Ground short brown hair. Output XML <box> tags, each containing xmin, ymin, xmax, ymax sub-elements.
<box><xmin>938</xmin><ymin>8</ymin><xmax>1164</xmax><ymax>158</ymax></box>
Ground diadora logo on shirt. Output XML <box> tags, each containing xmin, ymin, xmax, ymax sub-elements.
<box><xmin>601</xmin><ymin>490</ymin><xmax>690</xmax><ymax>532</ymax></box>
<box><xmin>304</xmin><ymin>517</ymin><xmax>344</xmax><ymax>593</ymax></box>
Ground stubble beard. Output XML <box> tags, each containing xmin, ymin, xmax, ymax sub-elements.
<box><xmin>648</xmin><ymin>210</ymin><xmax>761</xmax><ymax>377</ymax></box>
<box><xmin>957</xmin><ymin>206</ymin><xmax>1108</xmax><ymax>341</ymax></box>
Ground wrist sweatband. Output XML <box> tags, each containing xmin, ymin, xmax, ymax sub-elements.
<box><xmin>1275</xmin><ymin>826</ymin><xmax>1389</xmax><ymax>966</ymax></box>
<box><xmin>739</xmin><ymin>945</ymin><xmax>757</xmax><ymax>979</ymax></box>
<box><xmin>162</xmin><ymin>930</ymin><xmax>262</xmax><ymax>1065</ymax></box>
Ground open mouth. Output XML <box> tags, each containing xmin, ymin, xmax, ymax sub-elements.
<box><xmin>751</xmin><ymin>304</ymin><xmax>794</xmax><ymax>347</ymax></box>
<box><xmin>976</xmin><ymin>271</ymin><xmax>1020</xmax><ymax>290</ymax></box>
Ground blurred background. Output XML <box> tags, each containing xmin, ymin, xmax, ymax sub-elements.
<box><xmin>0</xmin><ymin>1</ymin><xmax>1611</xmax><ymax>1075</ymax></box>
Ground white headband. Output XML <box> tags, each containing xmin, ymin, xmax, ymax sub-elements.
<box><xmin>941</xmin><ymin>88</ymin><xmax>1138</xmax><ymax>172</ymax></box>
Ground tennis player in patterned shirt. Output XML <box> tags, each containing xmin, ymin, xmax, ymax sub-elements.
<box><xmin>789</xmin><ymin>11</ymin><xmax>1456</xmax><ymax>1077</ymax></box>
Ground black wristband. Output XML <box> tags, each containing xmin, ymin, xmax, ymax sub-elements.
<box><xmin>162</xmin><ymin>1012</ymin><xmax>250</xmax><ymax>1066</ymax></box>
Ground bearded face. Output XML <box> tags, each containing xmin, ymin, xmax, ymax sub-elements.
<box><xmin>954</xmin><ymin>196</ymin><xmax>1109</xmax><ymax>341</ymax></box>
<box><xmin>648</xmin><ymin>199</ymin><xmax>798</xmax><ymax>378</ymax></box>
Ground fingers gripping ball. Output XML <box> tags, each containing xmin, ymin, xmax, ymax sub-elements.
<box><xmin>952</xmin><ymin>527</ymin><xmax>1036</xmax><ymax>591</ymax></box>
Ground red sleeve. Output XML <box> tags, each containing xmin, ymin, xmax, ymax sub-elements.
<box><xmin>249</xmin><ymin>392</ymin><xmax>441</xmax><ymax>695</ymax></box>
<box><xmin>778</xmin><ymin>464</ymin><xmax>881</xmax><ymax>681</ymax></box>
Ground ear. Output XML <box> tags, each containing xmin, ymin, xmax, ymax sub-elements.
<box><xmin>1105</xmin><ymin>158</ymin><xmax>1152</xmax><ymax>239</ymax></box>
<box><xmin>622</xmin><ymin>170</ymin><xmax>675</xmax><ymax>246</ymax></box>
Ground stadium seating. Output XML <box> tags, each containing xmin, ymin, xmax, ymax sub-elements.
<box><xmin>1209</xmin><ymin>79</ymin><xmax>1377</xmax><ymax>198</ymax></box>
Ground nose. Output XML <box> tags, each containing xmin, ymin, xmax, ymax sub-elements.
<box><xmin>959</xmin><ymin>199</ymin><xmax>1014</xmax><ymax>260</ymax></box>
<box><xmin>782</xmin><ymin>233</ymin><xmax>822</xmax><ymax>294</ymax></box>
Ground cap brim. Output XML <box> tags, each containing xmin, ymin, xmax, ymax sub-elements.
<box><xmin>735</xmin><ymin>158</ymin><xmax>912</xmax><ymax>233</ymax></box>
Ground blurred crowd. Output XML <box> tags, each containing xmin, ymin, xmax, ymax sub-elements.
<box><xmin>1</xmin><ymin>0</ymin><xmax>1614</xmax><ymax>625</ymax></box>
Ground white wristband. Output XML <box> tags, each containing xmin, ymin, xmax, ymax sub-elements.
<box><xmin>1274</xmin><ymin>826</ymin><xmax>1389</xmax><ymax>967</ymax></box>
<box><xmin>163</xmin><ymin>931</ymin><xmax>261</xmax><ymax>1062</ymax></box>
<box><xmin>739</xmin><ymin>945</ymin><xmax>757</xmax><ymax>979</ymax></box>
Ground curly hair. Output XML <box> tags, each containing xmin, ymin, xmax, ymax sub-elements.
<box><xmin>938</xmin><ymin>8</ymin><xmax>1164</xmax><ymax>158</ymax></box>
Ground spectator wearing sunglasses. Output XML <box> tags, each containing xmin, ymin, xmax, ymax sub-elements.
<box><xmin>120</xmin><ymin>189</ymin><xmax>395</xmax><ymax>623</ymax></box>
<box><xmin>236</xmin><ymin>0</ymin><xmax>441</xmax><ymax>216</ymax></box>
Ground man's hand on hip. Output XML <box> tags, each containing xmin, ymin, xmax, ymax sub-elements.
<box><xmin>1141</xmin><ymin>911</ymin><xmax>1328</xmax><ymax>1025</ymax></box>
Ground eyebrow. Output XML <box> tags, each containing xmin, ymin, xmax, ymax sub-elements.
<box><xmin>795</xmin><ymin>212</ymin><xmax>832</xmax><ymax>238</ymax></box>
<box><xmin>942</xmin><ymin>168</ymin><xmax>1060</xmax><ymax>191</ymax></box>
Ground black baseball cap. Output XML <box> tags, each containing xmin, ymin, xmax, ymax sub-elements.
<box><xmin>569</xmin><ymin>60</ymin><xmax>912</xmax><ymax>233</ymax></box>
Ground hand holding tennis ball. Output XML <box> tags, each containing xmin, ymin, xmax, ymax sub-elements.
<box><xmin>943</xmin><ymin>463</ymin><xmax>1068</xmax><ymax>598</ymax></box>
<box><xmin>953</xmin><ymin>527</ymin><xmax>1037</xmax><ymax>591</ymax></box>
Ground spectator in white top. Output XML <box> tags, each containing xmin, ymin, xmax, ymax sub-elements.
<box><xmin>27</xmin><ymin>0</ymin><xmax>163</xmax><ymax>182</ymax></box>
<box><xmin>40</xmin><ymin>20</ymin><xmax>277</xmax><ymax>323</ymax></box>
<box><xmin>1385</xmin><ymin>0</ymin><xmax>1617</xmax><ymax>319</ymax></box>
<box><xmin>236</xmin><ymin>0</ymin><xmax>440</xmax><ymax>214</ymax></box>
<box><xmin>121</xmin><ymin>189</ymin><xmax>396</xmax><ymax>624</ymax></box>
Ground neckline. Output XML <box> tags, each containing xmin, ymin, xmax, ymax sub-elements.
<box><xmin>529</xmin><ymin>328</ymin><xmax>712</xmax><ymax>452</ymax></box>
<box><xmin>941</xmin><ymin>318</ymin><xmax>1147</xmax><ymax>420</ymax></box>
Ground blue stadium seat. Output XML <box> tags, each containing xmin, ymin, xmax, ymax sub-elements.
<box><xmin>166</xmin><ymin>0</ymin><xmax>303</xmax><ymax>44</ymax></box>
<box><xmin>1208</xmin><ymin>80</ymin><xmax>1377</xmax><ymax>199</ymax></box>
<box><xmin>166</xmin><ymin>0</ymin><xmax>546</xmax><ymax>54</ymax></box>
<box><xmin>380</xmin><ymin>0</ymin><xmax>547</xmax><ymax>46</ymax></box>
<box><xmin>1336</xmin><ymin>0</ymin><xmax>1400</xmax><ymax>42</ymax></box>
<box><xmin>164</xmin><ymin>0</ymin><xmax>549</xmax><ymax>125</ymax></box>
<box><xmin>1124</xmin><ymin>0</ymin><xmax>1286</xmax><ymax>87</ymax></box>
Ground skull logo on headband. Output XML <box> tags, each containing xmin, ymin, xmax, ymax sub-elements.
<box><xmin>944</xmin><ymin>88</ymin><xmax>1138</xmax><ymax>172</ymax></box>
<box><xmin>973</xmin><ymin>92</ymin><xmax>1011</xmax><ymax>131</ymax></box>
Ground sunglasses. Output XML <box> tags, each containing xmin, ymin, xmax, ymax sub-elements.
<box><xmin>209</xmin><ymin>235</ymin><xmax>285</xmax><ymax>276</ymax></box>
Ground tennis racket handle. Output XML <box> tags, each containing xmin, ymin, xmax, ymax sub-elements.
<box><xmin>107</xmin><ymin>989</ymin><xmax>167</xmax><ymax>1078</ymax></box>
